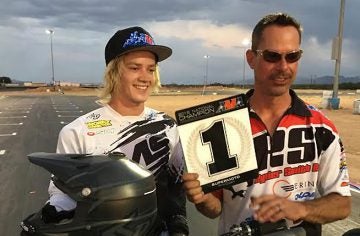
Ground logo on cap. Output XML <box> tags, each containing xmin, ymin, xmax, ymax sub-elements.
<box><xmin>123</xmin><ymin>31</ymin><xmax>155</xmax><ymax>48</ymax></box>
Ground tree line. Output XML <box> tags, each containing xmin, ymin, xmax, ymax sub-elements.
<box><xmin>0</xmin><ymin>76</ymin><xmax>12</xmax><ymax>84</ymax></box>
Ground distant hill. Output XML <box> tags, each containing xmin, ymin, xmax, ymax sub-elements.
<box><xmin>221</xmin><ymin>75</ymin><xmax>360</xmax><ymax>86</ymax></box>
<box><xmin>295</xmin><ymin>75</ymin><xmax>360</xmax><ymax>85</ymax></box>
<box><xmin>8</xmin><ymin>75</ymin><xmax>360</xmax><ymax>86</ymax></box>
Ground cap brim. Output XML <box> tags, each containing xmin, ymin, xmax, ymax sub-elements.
<box><xmin>122</xmin><ymin>45</ymin><xmax>172</xmax><ymax>62</ymax></box>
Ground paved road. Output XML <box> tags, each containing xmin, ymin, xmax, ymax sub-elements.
<box><xmin>0</xmin><ymin>95</ymin><xmax>99</xmax><ymax>236</ymax></box>
<box><xmin>0</xmin><ymin>94</ymin><xmax>358</xmax><ymax>236</ymax></box>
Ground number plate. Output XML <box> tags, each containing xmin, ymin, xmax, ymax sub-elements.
<box><xmin>175</xmin><ymin>94</ymin><xmax>258</xmax><ymax>193</ymax></box>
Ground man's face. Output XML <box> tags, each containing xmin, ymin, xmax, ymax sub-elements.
<box><xmin>115</xmin><ymin>50</ymin><xmax>156</xmax><ymax>106</ymax></box>
<box><xmin>247</xmin><ymin>25</ymin><xmax>301</xmax><ymax>97</ymax></box>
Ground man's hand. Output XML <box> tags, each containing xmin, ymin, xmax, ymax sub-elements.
<box><xmin>182</xmin><ymin>173</ymin><xmax>208</xmax><ymax>204</ymax></box>
<box><xmin>250</xmin><ymin>194</ymin><xmax>306</xmax><ymax>223</ymax></box>
<box><xmin>250</xmin><ymin>193</ymin><xmax>351</xmax><ymax>224</ymax></box>
<box><xmin>182</xmin><ymin>173</ymin><xmax>222</xmax><ymax>218</ymax></box>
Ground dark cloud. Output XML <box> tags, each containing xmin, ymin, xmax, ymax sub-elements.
<box><xmin>0</xmin><ymin>0</ymin><xmax>359</xmax><ymax>84</ymax></box>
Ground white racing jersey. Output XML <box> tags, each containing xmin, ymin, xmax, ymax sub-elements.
<box><xmin>217</xmin><ymin>90</ymin><xmax>351</xmax><ymax>235</ymax></box>
<box><xmin>48</xmin><ymin>104</ymin><xmax>186</xmax><ymax>229</ymax></box>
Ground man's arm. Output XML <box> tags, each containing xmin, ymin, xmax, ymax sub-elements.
<box><xmin>44</xmin><ymin>125</ymin><xmax>81</xmax><ymax>222</ymax></box>
<box><xmin>300</xmin><ymin>193</ymin><xmax>351</xmax><ymax>223</ymax></box>
<box><xmin>251</xmin><ymin>192</ymin><xmax>351</xmax><ymax>224</ymax></box>
<box><xmin>182</xmin><ymin>173</ymin><xmax>222</xmax><ymax>219</ymax></box>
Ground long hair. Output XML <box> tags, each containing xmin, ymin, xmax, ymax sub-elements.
<box><xmin>98</xmin><ymin>55</ymin><xmax>161</xmax><ymax>104</ymax></box>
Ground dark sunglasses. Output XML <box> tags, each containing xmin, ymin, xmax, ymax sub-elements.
<box><xmin>255</xmin><ymin>49</ymin><xmax>303</xmax><ymax>63</ymax></box>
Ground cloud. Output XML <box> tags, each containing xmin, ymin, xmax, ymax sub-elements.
<box><xmin>152</xmin><ymin>20</ymin><xmax>251</xmax><ymax>48</ymax></box>
<box><xmin>0</xmin><ymin>0</ymin><xmax>359</xmax><ymax>84</ymax></box>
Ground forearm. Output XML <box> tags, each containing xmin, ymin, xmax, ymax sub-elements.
<box><xmin>300</xmin><ymin>193</ymin><xmax>351</xmax><ymax>224</ymax></box>
<box><xmin>252</xmin><ymin>192</ymin><xmax>351</xmax><ymax>224</ymax></box>
<box><xmin>195</xmin><ymin>193</ymin><xmax>222</xmax><ymax>219</ymax></box>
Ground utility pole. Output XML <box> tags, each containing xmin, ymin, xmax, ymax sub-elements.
<box><xmin>330</xmin><ymin>0</ymin><xmax>346</xmax><ymax>109</ymax></box>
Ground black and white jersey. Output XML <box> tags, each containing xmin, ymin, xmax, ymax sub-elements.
<box><xmin>49</xmin><ymin>104</ymin><xmax>186</xmax><ymax>234</ymax></box>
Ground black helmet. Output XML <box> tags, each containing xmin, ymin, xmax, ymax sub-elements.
<box><xmin>21</xmin><ymin>152</ymin><xmax>157</xmax><ymax>236</ymax></box>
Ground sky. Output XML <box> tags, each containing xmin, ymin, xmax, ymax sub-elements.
<box><xmin>0</xmin><ymin>0</ymin><xmax>359</xmax><ymax>85</ymax></box>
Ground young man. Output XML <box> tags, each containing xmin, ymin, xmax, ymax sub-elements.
<box><xmin>45</xmin><ymin>26</ymin><xmax>188</xmax><ymax>236</ymax></box>
<box><xmin>182</xmin><ymin>13</ymin><xmax>351</xmax><ymax>235</ymax></box>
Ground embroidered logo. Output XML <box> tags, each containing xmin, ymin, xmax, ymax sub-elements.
<box><xmin>123</xmin><ymin>31</ymin><xmax>154</xmax><ymax>48</ymax></box>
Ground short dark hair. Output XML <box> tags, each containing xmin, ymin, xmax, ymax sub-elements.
<box><xmin>251</xmin><ymin>12</ymin><xmax>302</xmax><ymax>50</ymax></box>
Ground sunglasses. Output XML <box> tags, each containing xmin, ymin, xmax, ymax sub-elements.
<box><xmin>255</xmin><ymin>49</ymin><xmax>303</xmax><ymax>63</ymax></box>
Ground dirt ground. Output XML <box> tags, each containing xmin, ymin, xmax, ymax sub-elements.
<box><xmin>2</xmin><ymin>87</ymin><xmax>359</xmax><ymax>184</ymax></box>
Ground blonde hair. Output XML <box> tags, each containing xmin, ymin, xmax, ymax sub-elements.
<box><xmin>98</xmin><ymin>55</ymin><xmax>161</xmax><ymax>104</ymax></box>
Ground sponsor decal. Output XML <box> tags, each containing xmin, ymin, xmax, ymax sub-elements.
<box><xmin>86</xmin><ymin>120</ymin><xmax>112</xmax><ymax>129</ymax></box>
<box><xmin>255</xmin><ymin>170</ymin><xmax>282</xmax><ymax>184</ymax></box>
<box><xmin>216</xmin><ymin>96</ymin><xmax>245</xmax><ymax>113</ymax></box>
<box><xmin>256</xmin><ymin>164</ymin><xmax>319</xmax><ymax>185</ymax></box>
<box><xmin>96</xmin><ymin>128</ymin><xmax>116</xmax><ymax>135</ymax></box>
<box><xmin>284</xmin><ymin>164</ymin><xmax>311</xmax><ymax>176</ymax></box>
<box><xmin>272</xmin><ymin>179</ymin><xmax>315</xmax><ymax>199</ymax></box>
<box><xmin>123</xmin><ymin>31</ymin><xmax>155</xmax><ymax>48</ymax></box>
<box><xmin>87</xmin><ymin>128</ymin><xmax>115</xmax><ymax>136</ymax></box>
<box><xmin>294</xmin><ymin>191</ymin><xmax>315</xmax><ymax>200</ymax></box>
<box><xmin>339</xmin><ymin>156</ymin><xmax>347</xmax><ymax>170</ymax></box>
<box><xmin>86</xmin><ymin>112</ymin><xmax>101</xmax><ymax>120</ymax></box>
<box><xmin>273</xmin><ymin>179</ymin><xmax>292</xmax><ymax>198</ymax></box>
<box><xmin>312</xmin><ymin>163</ymin><xmax>319</xmax><ymax>172</ymax></box>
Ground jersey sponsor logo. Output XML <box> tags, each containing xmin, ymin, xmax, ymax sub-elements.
<box><xmin>273</xmin><ymin>179</ymin><xmax>292</xmax><ymax>198</ymax></box>
<box><xmin>86</xmin><ymin>120</ymin><xmax>112</xmax><ymax>129</ymax></box>
<box><xmin>132</xmin><ymin>134</ymin><xmax>170</xmax><ymax>167</ymax></box>
<box><xmin>86</xmin><ymin>112</ymin><xmax>101</xmax><ymax>120</ymax></box>
<box><xmin>255</xmin><ymin>170</ymin><xmax>282</xmax><ymax>184</ymax></box>
<box><xmin>284</xmin><ymin>164</ymin><xmax>319</xmax><ymax>176</ymax></box>
<box><xmin>340</xmin><ymin>156</ymin><xmax>347</xmax><ymax>170</ymax></box>
<box><xmin>255</xmin><ymin>164</ymin><xmax>319</xmax><ymax>185</ymax></box>
<box><xmin>110</xmin><ymin>115</ymin><xmax>177</xmax><ymax>177</ymax></box>
<box><xmin>87</xmin><ymin>128</ymin><xmax>115</xmax><ymax>136</ymax></box>
<box><xmin>253</xmin><ymin>125</ymin><xmax>335</xmax><ymax>172</ymax></box>
<box><xmin>294</xmin><ymin>191</ymin><xmax>315</xmax><ymax>200</ymax></box>
<box><xmin>273</xmin><ymin>179</ymin><xmax>315</xmax><ymax>198</ymax></box>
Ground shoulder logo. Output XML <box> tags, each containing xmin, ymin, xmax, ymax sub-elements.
<box><xmin>86</xmin><ymin>113</ymin><xmax>101</xmax><ymax>120</ymax></box>
<box><xmin>86</xmin><ymin>120</ymin><xmax>112</xmax><ymax>129</ymax></box>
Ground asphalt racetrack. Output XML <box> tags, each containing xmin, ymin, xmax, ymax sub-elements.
<box><xmin>0</xmin><ymin>94</ymin><xmax>359</xmax><ymax>236</ymax></box>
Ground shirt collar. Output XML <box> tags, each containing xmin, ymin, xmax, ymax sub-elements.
<box><xmin>245</xmin><ymin>89</ymin><xmax>312</xmax><ymax>117</ymax></box>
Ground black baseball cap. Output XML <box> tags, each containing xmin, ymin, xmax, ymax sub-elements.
<box><xmin>105</xmin><ymin>26</ymin><xmax>172</xmax><ymax>65</ymax></box>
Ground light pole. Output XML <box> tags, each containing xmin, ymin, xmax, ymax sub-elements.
<box><xmin>46</xmin><ymin>29</ymin><xmax>55</xmax><ymax>89</ymax></box>
<box><xmin>202</xmin><ymin>55</ymin><xmax>210</xmax><ymax>96</ymax></box>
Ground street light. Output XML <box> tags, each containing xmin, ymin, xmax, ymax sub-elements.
<box><xmin>241</xmin><ymin>39</ymin><xmax>250</xmax><ymax>89</ymax></box>
<box><xmin>202</xmin><ymin>55</ymin><xmax>210</xmax><ymax>96</ymax></box>
<box><xmin>46</xmin><ymin>29</ymin><xmax>55</xmax><ymax>89</ymax></box>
